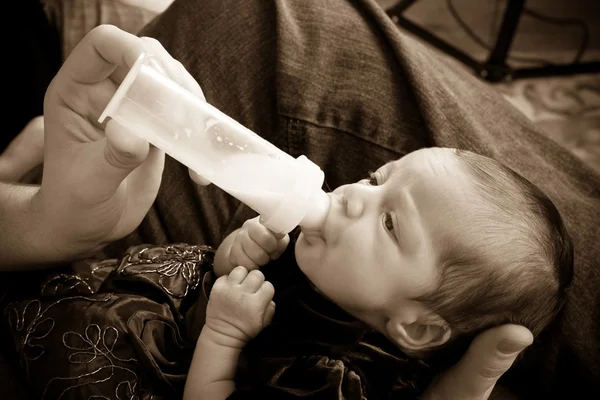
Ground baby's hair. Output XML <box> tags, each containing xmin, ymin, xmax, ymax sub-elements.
<box><xmin>415</xmin><ymin>149</ymin><xmax>574</xmax><ymax>367</ymax></box>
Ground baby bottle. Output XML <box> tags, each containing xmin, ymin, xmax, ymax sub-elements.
<box><xmin>99</xmin><ymin>53</ymin><xmax>329</xmax><ymax>235</ymax></box>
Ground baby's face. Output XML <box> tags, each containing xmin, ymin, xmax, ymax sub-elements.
<box><xmin>295</xmin><ymin>148</ymin><xmax>475</xmax><ymax>329</ymax></box>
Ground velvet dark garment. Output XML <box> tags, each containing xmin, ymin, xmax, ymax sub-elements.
<box><xmin>4</xmin><ymin>240</ymin><xmax>432</xmax><ymax>399</ymax></box>
<box><xmin>4</xmin><ymin>244</ymin><xmax>212</xmax><ymax>399</ymax></box>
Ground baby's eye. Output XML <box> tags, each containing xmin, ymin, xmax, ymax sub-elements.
<box><xmin>383</xmin><ymin>212</ymin><xmax>397</xmax><ymax>240</ymax></box>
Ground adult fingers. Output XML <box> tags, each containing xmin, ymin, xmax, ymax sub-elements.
<box><xmin>188</xmin><ymin>169</ymin><xmax>211</xmax><ymax>186</ymax></box>
<box><xmin>62</xmin><ymin>25</ymin><xmax>144</xmax><ymax>84</ymax></box>
<box><xmin>139</xmin><ymin>36</ymin><xmax>206</xmax><ymax>100</ymax></box>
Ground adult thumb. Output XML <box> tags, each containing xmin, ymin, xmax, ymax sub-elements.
<box><xmin>105</xmin><ymin>119</ymin><xmax>150</xmax><ymax>169</ymax></box>
<box><xmin>87</xmin><ymin>119</ymin><xmax>150</xmax><ymax>199</ymax></box>
<box><xmin>421</xmin><ymin>324</ymin><xmax>533</xmax><ymax>400</ymax></box>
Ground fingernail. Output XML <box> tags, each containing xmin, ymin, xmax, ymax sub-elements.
<box><xmin>498</xmin><ymin>339</ymin><xmax>529</xmax><ymax>355</ymax></box>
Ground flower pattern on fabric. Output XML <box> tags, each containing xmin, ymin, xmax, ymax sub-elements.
<box><xmin>40</xmin><ymin>259</ymin><xmax>117</xmax><ymax>296</ymax></box>
<box><xmin>3</xmin><ymin>243</ymin><xmax>216</xmax><ymax>400</ymax></box>
<box><xmin>44</xmin><ymin>322</ymin><xmax>142</xmax><ymax>400</ymax></box>
<box><xmin>8</xmin><ymin>295</ymin><xmax>111</xmax><ymax>367</ymax></box>
<box><xmin>117</xmin><ymin>244</ymin><xmax>213</xmax><ymax>299</ymax></box>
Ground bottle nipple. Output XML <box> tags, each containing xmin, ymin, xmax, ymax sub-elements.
<box><xmin>299</xmin><ymin>189</ymin><xmax>330</xmax><ymax>231</ymax></box>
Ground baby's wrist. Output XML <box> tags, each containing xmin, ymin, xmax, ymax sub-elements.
<box><xmin>200</xmin><ymin>325</ymin><xmax>249</xmax><ymax>350</ymax></box>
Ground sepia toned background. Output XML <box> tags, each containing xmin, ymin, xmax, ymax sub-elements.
<box><xmin>383</xmin><ymin>0</ymin><xmax>600</xmax><ymax>172</ymax></box>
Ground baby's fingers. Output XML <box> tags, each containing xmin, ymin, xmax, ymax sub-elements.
<box><xmin>245</xmin><ymin>217</ymin><xmax>279</xmax><ymax>253</ymax></box>
<box><xmin>246</xmin><ymin>217</ymin><xmax>289</xmax><ymax>260</ymax></box>
<box><xmin>272</xmin><ymin>234</ymin><xmax>290</xmax><ymax>260</ymax></box>
<box><xmin>263</xmin><ymin>301</ymin><xmax>276</xmax><ymax>326</ymax></box>
<box><xmin>256</xmin><ymin>281</ymin><xmax>275</xmax><ymax>312</ymax></box>
<box><xmin>239</xmin><ymin>229</ymin><xmax>271</xmax><ymax>266</ymax></box>
<box><xmin>240</xmin><ymin>269</ymin><xmax>266</xmax><ymax>293</ymax></box>
<box><xmin>229</xmin><ymin>239</ymin><xmax>260</xmax><ymax>271</ymax></box>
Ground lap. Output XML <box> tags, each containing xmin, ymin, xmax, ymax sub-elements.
<box><xmin>108</xmin><ymin>0</ymin><xmax>599</xmax><ymax>398</ymax></box>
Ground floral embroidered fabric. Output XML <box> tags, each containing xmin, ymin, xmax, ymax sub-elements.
<box><xmin>5</xmin><ymin>244</ymin><xmax>214</xmax><ymax>400</ymax></box>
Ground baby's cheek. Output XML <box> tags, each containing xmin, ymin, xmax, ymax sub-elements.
<box><xmin>294</xmin><ymin>234</ymin><xmax>327</xmax><ymax>273</ymax></box>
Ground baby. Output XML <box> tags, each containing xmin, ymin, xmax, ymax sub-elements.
<box><xmin>183</xmin><ymin>147</ymin><xmax>574</xmax><ymax>399</ymax></box>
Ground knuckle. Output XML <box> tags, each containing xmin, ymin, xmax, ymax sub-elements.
<box><xmin>478</xmin><ymin>363</ymin><xmax>505</xmax><ymax>380</ymax></box>
<box><xmin>104</xmin><ymin>142</ymin><xmax>136</xmax><ymax>170</ymax></box>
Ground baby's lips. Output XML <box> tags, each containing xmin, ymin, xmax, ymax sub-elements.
<box><xmin>299</xmin><ymin>190</ymin><xmax>331</xmax><ymax>232</ymax></box>
<box><xmin>300</xmin><ymin>225</ymin><xmax>324</xmax><ymax>239</ymax></box>
<box><xmin>300</xmin><ymin>227</ymin><xmax>327</xmax><ymax>247</ymax></box>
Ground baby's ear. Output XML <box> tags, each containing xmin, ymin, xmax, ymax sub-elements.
<box><xmin>386</xmin><ymin>312</ymin><xmax>451</xmax><ymax>352</ymax></box>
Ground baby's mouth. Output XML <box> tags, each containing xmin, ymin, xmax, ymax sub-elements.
<box><xmin>299</xmin><ymin>216</ymin><xmax>331</xmax><ymax>246</ymax></box>
<box><xmin>300</xmin><ymin>224</ymin><xmax>326</xmax><ymax>243</ymax></box>
<box><xmin>299</xmin><ymin>192</ymin><xmax>332</xmax><ymax>240</ymax></box>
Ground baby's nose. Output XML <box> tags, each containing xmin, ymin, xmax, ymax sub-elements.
<box><xmin>342</xmin><ymin>188</ymin><xmax>365</xmax><ymax>219</ymax></box>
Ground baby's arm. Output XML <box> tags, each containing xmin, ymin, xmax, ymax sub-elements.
<box><xmin>183</xmin><ymin>266</ymin><xmax>275</xmax><ymax>400</ymax></box>
<box><xmin>214</xmin><ymin>216</ymin><xmax>289</xmax><ymax>276</ymax></box>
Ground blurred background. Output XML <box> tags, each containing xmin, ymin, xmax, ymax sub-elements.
<box><xmin>7</xmin><ymin>0</ymin><xmax>600</xmax><ymax>175</ymax></box>
<box><xmin>383</xmin><ymin>0</ymin><xmax>600</xmax><ymax>172</ymax></box>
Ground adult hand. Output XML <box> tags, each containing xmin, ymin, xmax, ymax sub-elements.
<box><xmin>0</xmin><ymin>115</ymin><xmax>44</xmax><ymax>182</ymax></box>
<box><xmin>34</xmin><ymin>24</ymin><xmax>206</xmax><ymax>262</ymax></box>
<box><xmin>421</xmin><ymin>324</ymin><xmax>533</xmax><ymax>400</ymax></box>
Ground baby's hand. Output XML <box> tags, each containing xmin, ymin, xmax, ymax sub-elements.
<box><xmin>205</xmin><ymin>266</ymin><xmax>276</xmax><ymax>346</ymax></box>
<box><xmin>229</xmin><ymin>216</ymin><xmax>289</xmax><ymax>270</ymax></box>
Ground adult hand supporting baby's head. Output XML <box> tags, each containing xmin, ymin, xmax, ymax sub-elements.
<box><xmin>35</xmin><ymin>24</ymin><xmax>205</xmax><ymax>263</ymax></box>
<box><xmin>421</xmin><ymin>324</ymin><xmax>533</xmax><ymax>400</ymax></box>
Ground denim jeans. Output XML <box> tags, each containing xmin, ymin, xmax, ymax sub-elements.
<box><xmin>103</xmin><ymin>0</ymin><xmax>600</xmax><ymax>398</ymax></box>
